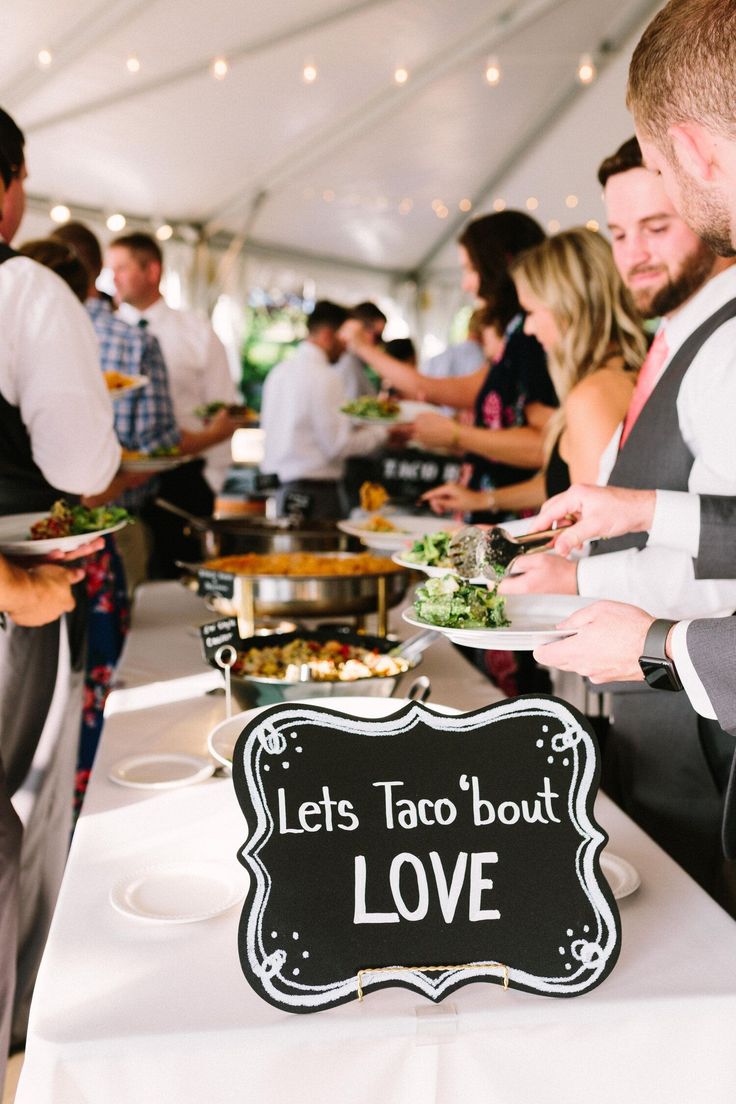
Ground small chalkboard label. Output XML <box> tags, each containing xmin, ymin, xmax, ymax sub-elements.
<box><xmin>283</xmin><ymin>490</ymin><xmax>312</xmax><ymax>517</ymax></box>
<box><xmin>232</xmin><ymin>695</ymin><xmax>621</xmax><ymax>1013</ymax></box>
<box><xmin>199</xmin><ymin>617</ymin><xmax>239</xmax><ymax>660</ymax></box>
<box><xmin>197</xmin><ymin>567</ymin><xmax>235</xmax><ymax>600</ymax></box>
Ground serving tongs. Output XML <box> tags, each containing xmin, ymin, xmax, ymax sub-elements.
<box><xmin>448</xmin><ymin>521</ymin><xmax>573</xmax><ymax>581</ymax></box>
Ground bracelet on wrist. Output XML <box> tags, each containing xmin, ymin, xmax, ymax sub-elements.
<box><xmin>449</xmin><ymin>424</ymin><xmax>461</xmax><ymax>449</ymax></box>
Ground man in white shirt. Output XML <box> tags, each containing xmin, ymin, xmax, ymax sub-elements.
<box><xmin>107</xmin><ymin>232</ymin><xmax>241</xmax><ymax>573</ymax></box>
<box><xmin>502</xmin><ymin>137</ymin><xmax>736</xmax><ymax>617</ymax></box>
<box><xmin>261</xmin><ymin>300</ymin><xmax>386</xmax><ymax>518</ymax></box>
<box><xmin>500</xmin><ymin>136</ymin><xmax>736</xmax><ymax>902</ymax></box>
<box><xmin>0</xmin><ymin>106</ymin><xmax>123</xmax><ymax>1050</ymax></box>
<box><xmin>336</xmin><ymin>301</ymin><xmax>386</xmax><ymax>402</ymax></box>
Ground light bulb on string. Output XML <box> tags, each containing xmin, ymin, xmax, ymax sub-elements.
<box><xmin>303</xmin><ymin>63</ymin><xmax>318</xmax><ymax>83</ymax></box>
<box><xmin>212</xmin><ymin>58</ymin><xmax>228</xmax><ymax>80</ymax></box>
<box><xmin>394</xmin><ymin>66</ymin><xmax>409</xmax><ymax>85</ymax></box>
<box><xmin>484</xmin><ymin>56</ymin><xmax>501</xmax><ymax>86</ymax></box>
<box><xmin>106</xmin><ymin>213</ymin><xmax>126</xmax><ymax>232</ymax></box>
<box><xmin>577</xmin><ymin>54</ymin><xmax>596</xmax><ymax>84</ymax></box>
<box><xmin>49</xmin><ymin>204</ymin><xmax>70</xmax><ymax>224</ymax></box>
<box><xmin>37</xmin><ymin>48</ymin><xmax>52</xmax><ymax>68</ymax></box>
<box><xmin>126</xmin><ymin>56</ymin><xmax>140</xmax><ymax>74</ymax></box>
<box><xmin>155</xmin><ymin>223</ymin><xmax>174</xmax><ymax>242</ymax></box>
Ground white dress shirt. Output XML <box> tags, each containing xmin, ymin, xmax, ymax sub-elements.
<box><xmin>578</xmin><ymin>265</ymin><xmax>736</xmax><ymax>619</ymax></box>
<box><xmin>119</xmin><ymin>297</ymin><xmax>238</xmax><ymax>491</ymax></box>
<box><xmin>261</xmin><ymin>341</ymin><xmax>386</xmax><ymax>482</ymax></box>
<box><xmin>0</xmin><ymin>257</ymin><xmax>120</xmax><ymax>494</ymax></box>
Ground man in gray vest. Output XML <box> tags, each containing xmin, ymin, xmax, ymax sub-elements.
<box><xmin>500</xmin><ymin>136</ymin><xmax>736</xmax><ymax>904</ymax></box>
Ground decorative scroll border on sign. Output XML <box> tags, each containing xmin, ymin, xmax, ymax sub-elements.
<box><xmin>235</xmin><ymin>697</ymin><xmax>618</xmax><ymax>1009</ymax></box>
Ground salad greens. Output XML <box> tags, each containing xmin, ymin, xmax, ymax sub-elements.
<box><xmin>30</xmin><ymin>500</ymin><xmax>132</xmax><ymax>540</ymax></box>
<box><xmin>413</xmin><ymin>575</ymin><xmax>509</xmax><ymax>630</ymax></box>
<box><xmin>403</xmin><ymin>531</ymin><xmax>453</xmax><ymax>567</ymax></box>
<box><xmin>340</xmin><ymin>396</ymin><xmax>400</xmax><ymax>420</ymax></box>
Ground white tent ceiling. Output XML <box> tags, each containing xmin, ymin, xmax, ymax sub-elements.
<box><xmin>2</xmin><ymin>0</ymin><xmax>663</xmax><ymax>295</ymax></box>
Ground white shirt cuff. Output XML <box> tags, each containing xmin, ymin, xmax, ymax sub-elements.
<box><xmin>670</xmin><ymin>619</ymin><xmax>717</xmax><ymax>720</ymax></box>
<box><xmin>649</xmin><ymin>491</ymin><xmax>701</xmax><ymax>557</ymax></box>
<box><xmin>575</xmin><ymin>550</ymin><xmax>631</xmax><ymax>600</ymax></box>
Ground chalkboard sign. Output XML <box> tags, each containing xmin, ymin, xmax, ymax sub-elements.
<box><xmin>197</xmin><ymin>567</ymin><xmax>235</xmax><ymax>600</ymax></box>
<box><xmin>199</xmin><ymin>617</ymin><xmax>239</xmax><ymax>661</ymax></box>
<box><xmin>232</xmin><ymin>695</ymin><xmax>620</xmax><ymax>1013</ymax></box>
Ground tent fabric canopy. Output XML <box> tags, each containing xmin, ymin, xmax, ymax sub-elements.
<box><xmin>3</xmin><ymin>0</ymin><xmax>662</xmax><ymax>324</ymax></box>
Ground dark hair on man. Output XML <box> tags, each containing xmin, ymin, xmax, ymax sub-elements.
<box><xmin>109</xmin><ymin>231</ymin><xmax>163</xmax><ymax>267</ymax></box>
<box><xmin>597</xmin><ymin>137</ymin><xmax>644</xmax><ymax>187</ymax></box>
<box><xmin>18</xmin><ymin>238</ymin><xmax>89</xmax><ymax>302</ymax></box>
<box><xmin>306</xmin><ymin>300</ymin><xmax>349</xmax><ymax>333</ymax></box>
<box><xmin>0</xmin><ymin>150</ymin><xmax>12</xmax><ymax>190</ymax></box>
<box><xmin>0</xmin><ymin>108</ymin><xmax>25</xmax><ymax>178</ymax></box>
<box><xmin>51</xmin><ymin>221</ymin><xmax>103</xmax><ymax>278</ymax></box>
<box><xmin>383</xmin><ymin>337</ymin><xmax>416</xmax><ymax>364</ymax></box>
<box><xmin>458</xmin><ymin>210</ymin><xmax>545</xmax><ymax>312</ymax></box>
<box><xmin>350</xmin><ymin>301</ymin><xmax>387</xmax><ymax>327</ymax></box>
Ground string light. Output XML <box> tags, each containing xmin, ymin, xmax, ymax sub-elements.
<box><xmin>37</xmin><ymin>48</ymin><xmax>52</xmax><ymax>68</ymax></box>
<box><xmin>484</xmin><ymin>56</ymin><xmax>501</xmax><ymax>86</ymax></box>
<box><xmin>526</xmin><ymin>197</ymin><xmax>539</xmax><ymax>211</ymax></box>
<box><xmin>322</xmin><ymin>189</ymin><xmax>335</xmax><ymax>202</ymax></box>
<box><xmin>212</xmin><ymin>58</ymin><xmax>228</xmax><ymax>80</ymax></box>
<box><xmin>431</xmin><ymin>199</ymin><xmax>444</xmax><ymax>212</ymax></box>
<box><xmin>49</xmin><ymin>204</ymin><xmax>70</xmax><ymax>224</ymax></box>
<box><xmin>126</xmin><ymin>56</ymin><xmax>140</xmax><ymax>74</ymax></box>
<box><xmin>459</xmin><ymin>198</ymin><xmax>472</xmax><ymax>212</ymax></box>
<box><xmin>106</xmin><ymin>213</ymin><xmax>126</xmax><ymax>232</ymax></box>
<box><xmin>435</xmin><ymin>204</ymin><xmax>449</xmax><ymax>219</ymax></box>
<box><xmin>155</xmin><ymin>223</ymin><xmax>174</xmax><ymax>241</ymax></box>
<box><xmin>577</xmin><ymin>54</ymin><xmax>596</xmax><ymax>84</ymax></box>
<box><xmin>586</xmin><ymin>219</ymin><xmax>600</xmax><ymax>232</ymax></box>
<box><xmin>548</xmin><ymin>219</ymin><xmax>560</xmax><ymax>233</ymax></box>
<box><xmin>492</xmin><ymin>197</ymin><xmax>506</xmax><ymax>212</ymax></box>
<box><xmin>565</xmin><ymin>194</ymin><xmax>578</xmax><ymax>208</ymax></box>
<box><xmin>398</xmin><ymin>198</ymin><xmax>413</xmax><ymax>215</ymax></box>
<box><xmin>393</xmin><ymin>66</ymin><xmax>409</xmax><ymax>85</ymax></box>
<box><xmin>303</xmin><ymin>63</ymin><xmax>318</xmax><ymax>83</ymax></box>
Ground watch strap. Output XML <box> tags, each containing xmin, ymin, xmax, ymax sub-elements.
<box><xmin>643</xmin><ymin>618</ymin><xmax>676</xmax><ymax>661</ymax></box>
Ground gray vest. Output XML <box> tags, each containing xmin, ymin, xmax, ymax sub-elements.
<box><xmin>592</xmin><ymin>295</ymin><xmax>736</xmax><ymax>555</ymax></box>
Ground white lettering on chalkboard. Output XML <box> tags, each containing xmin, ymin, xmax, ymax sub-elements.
<box><xmin>465</xmin><ymin>775</ymin><xmax>561</xmax><ymax>826</ymax></box>
<box><xmin>277</xmin><ymin>786</ymin><xmax>358</xmax><ymax>834</ymax></box>
<box><xmin>353</xmin><ymin>851</ymin><xmax>501</xmax><ymax>925</ymax></box>
<box><xmin>373</xmin><ymin>780</ymin><xmax>458</xmax><ymax>829</ymax></box>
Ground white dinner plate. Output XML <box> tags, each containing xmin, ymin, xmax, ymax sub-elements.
<box><xmin>338</xmin><ymin>515</ymin><xmax>455</xmax><ymax>552</ymax></box>
<box><xmin>208</xmin><ymin>695</ymin><xmax>461</xmax><ymax>768</ymax></box>
<box><xmin>600</xmin><ymin>852</ymin><xmax>641</xmax><ymax>900</ymax></box>
<box><xmin>109</xmin><ymin>752</ymin><xmax>215</xmax><ymax>789</ymax></box>
<box><xmin>0</xmin><ymin>513</ymin><xmax>129</xmax><ymax>557</ymax></box>
<box><xmin>106</xmin><ymin>373</ymin><xmax>149</xmax><ymax>400</ymax></box>
<box><xmin>110</xmin><ymin>860</ymin><xmax>247</xmax><ymax>923</ymax></box>
<box><xmin>403</xmin><ymin>594</ymin><xmax>594</xmax><ymax>651</ymax></box>
<box><xmin>120</xmin><ymin>453</ymin><xmax>198</xmax><ymax>474</ymax></box>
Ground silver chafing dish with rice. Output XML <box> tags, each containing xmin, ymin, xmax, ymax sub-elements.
<box><xmin>179</xmin><ymin>550</ymin><xmax>411</xmax><ymax>637</ymax></box>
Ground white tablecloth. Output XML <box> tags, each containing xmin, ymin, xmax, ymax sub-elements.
<box><xmin>16</xmin><ymin>584</ymin><xmax>736</xmax><ymax>1103</ymax></box>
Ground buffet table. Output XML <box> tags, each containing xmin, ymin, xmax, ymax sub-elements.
<box><xmin>16</xmin><ymin>584</ymin><xmax>736</xmax><ymax>1103</ymax></box>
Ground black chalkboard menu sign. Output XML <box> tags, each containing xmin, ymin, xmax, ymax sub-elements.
<box><xmin>199</xmin><ymin>617</ymin><xmax>239</xmax><ymax>661</ymax></box>
<box><xmin>196</xmin><ymin>568</ymin><xmax>235</xmax><ymax>600</ymax></box>
<box><xmin>232</xmin><ymin>695</ymin><xmax>620</xmax><ymax>1013</ymax></box>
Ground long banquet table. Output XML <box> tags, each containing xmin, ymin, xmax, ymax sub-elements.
<box><xmin>16</xmin><ymin>583</ymin><xmax>736</xmax><ymax>1103</ymax></box>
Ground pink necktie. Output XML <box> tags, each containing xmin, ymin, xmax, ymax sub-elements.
<box><xmin>619</xmin><ymin>330</ymin><xmax>669</xmax><ymax>448</ymax></box>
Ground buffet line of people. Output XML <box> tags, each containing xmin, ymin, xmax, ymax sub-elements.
<box><xmin>4</xmin><ymin>0</ymin><xmax>736</xmax><ymax>1086</ymax></box>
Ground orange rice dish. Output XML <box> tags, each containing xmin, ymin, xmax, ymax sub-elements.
<box><xmin>202</xmin><ymin>552</ymin><xmax>405</xmax><ymax>576</ymax></box>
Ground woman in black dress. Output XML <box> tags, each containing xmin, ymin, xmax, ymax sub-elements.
<box><xmin>423</xmin><ymin>228</ymin><xmax>646</xmax><ymax>516</ymax></box>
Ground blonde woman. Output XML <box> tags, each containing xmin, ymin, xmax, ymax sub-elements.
<box><xmin>423</xmin><ymin>228</ymin><xmax>647</xmax><ymax>516</ymax></box>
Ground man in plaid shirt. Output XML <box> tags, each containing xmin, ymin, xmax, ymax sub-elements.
<box><xmin>53</xmin><ymin>223</ymin><xmax>179</xmax><ymax>512</ymax></box>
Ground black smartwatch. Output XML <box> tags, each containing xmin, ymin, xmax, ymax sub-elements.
<box><xmin>638</xmin><ymin>618</ymin><xmax>683</xmax><ymax>692</ymax></box>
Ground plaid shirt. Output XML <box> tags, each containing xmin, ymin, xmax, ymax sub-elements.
<box><xmin>87</xmin><ymin>298</ymin><xmax>180</xmax><ymax>509</ymax></box>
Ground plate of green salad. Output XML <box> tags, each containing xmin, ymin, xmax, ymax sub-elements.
<box><xmin>340</xmin><ymin>397</ymin><xmax>436</xmax><ymax>425</ymax></box>
<box><xmin>403</xmin><ymin>577</ymin><xmax>594</xmax><ymax>650</ymax></box>
<box><xmin>0</xmin><ymin>500</ymin><xmax>132</xmax><ymax>557</ymax></box>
